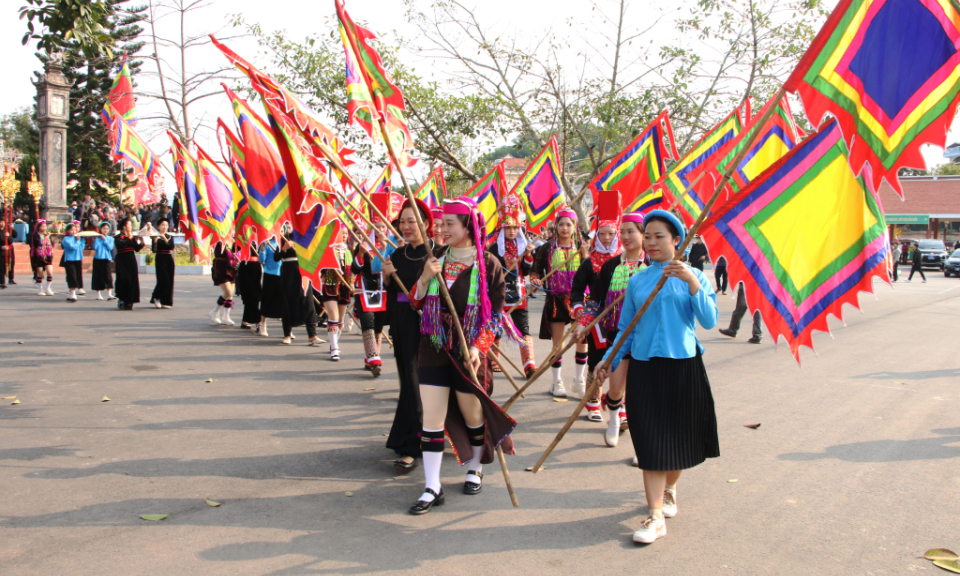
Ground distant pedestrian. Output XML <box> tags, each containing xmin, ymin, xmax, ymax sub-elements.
<box><xmin>718</xmin><ymin>284</ymin><xmax>762</xmax><ymax>343</ymax></box>
<box><xmin>890</xmin><ymin>242</ymin><xmax>901</xmax><ymax>282</ymax></box>
<box><xmin>714</xmin><ymin>255</ymin><xmax>728</xmax><ymax>294</ymax></box>
<box><xmin>688</xmin><ymin>235</ymin><xmax>708</xmax><ymax>271</ymax></box>
<box><xmin>907</xmin><ymin>242</ymin><xmax>926</xmax><ymax>283</ymax></box>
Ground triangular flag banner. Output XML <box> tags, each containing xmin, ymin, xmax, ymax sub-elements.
<box><xmin>195</xmin><ymin>143</ymin><xmax>238</xmax><ymax>248</ymax></box>
<box><xmin>700</xmin><ymin>119</ymin><xmax>889</xmax><ymax>362</ymax></box>
<box><xmin>102</xmin><ymin>103</ymin><xmax>162</xmax><ymax>199</ymax></box>
<box><xmin>416</xmin><ymin>164</ymin><xmax>447</xmax><ymax>208</ymax></box>
<box><xmin>465</xmin><ymin>164</ymin><xmax>508</xmax><ymax>241</ymax></box>
<box><xmin>168</xmin><ymin>131</ymin><xmax>211</xmax><ymax>264</ymax></box>
<box><xmin>512</xmin><ymin>135</ymin><xmax>565</xmax><ymax>233</ymax></box>
<box><xmin>784</xmin><ymin>0</ymin><xmax>960</xmax><ymax>196</ymax></box>
<box><xmin>587</xmin><ymin>110</ymin><xmax>679</xmax><ymax>210</ymax></box>
<box><xmin>106</xmin><ymin>59</ymin><xmax>137</xmax><ymax>126</ymax></box>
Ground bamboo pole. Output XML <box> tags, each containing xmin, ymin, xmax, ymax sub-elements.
<box><xmin>529</xmin><ymin>88</ymin><xmax>789</xmax><ymax>473</ymax></box>
<box><xmin>506</xmin><ymin>244</ymin><xmax>581</xmax><ymax>314</ymax></box>
<box><xmin>491</xmin><ymin>342</ymin><xmax>527</xmax><ymax>381</ymax></box>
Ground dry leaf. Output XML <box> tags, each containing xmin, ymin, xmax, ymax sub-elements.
<box><xmin>17</xmin><ymin>341</ymin><xmax>24</xmax><ymax>344</ymax></box>
<box><xmin>553</xmin><ymin>397</ymin><xmax>568</xmax><ymax>402</ymax></box>
<box><xmin>1</xmin><ymin>396</ymin><xmax>15</xmax><ymax>399</ymax></box>
<box><xmin>204</xmin><ymin>499</ymin><xmax>221</xmax><ymax>507</ymax></box>
<box><xmin>927</xmin><ymin>550</ymin><xmax>960</xmax><ymax>562</ymax></box>
<box><xmin>364</xmin><ymin>388</ymin><xmax>375</xmax><ymax>391</ymax></box>
<box><xmin>382</xmin><ymin>433</ymin><xmax>388</xmax><ymax>436</ymax></box>
<box><xmin>934</xmin><ymin>560</ymin><xmax>960</xmax><ymax>574</ymax></box>
<box><xmin>727</xmin><ymin>479</ymin><xmax>739</xmax><ymax>483</ymax></box>
<box><xmin>525</xmin><ymin>466</ymin><xmax>545</xmax><ymax>472</ymax></box>
<box><xmin>744</xmin><ymin>423</ymin><xmax>761</xmax><ymax>429</ymax></box>
<box><xmin>140</xmin><ymin>514</ymin><xmax>168</xmax><ymax>521</ymax></box>
<box><xmin>101</xmin><ymin>396</ymin><xmax>110</xmax><ymax>402</ymax></box>
<box><xmin>344</xmin><ymin>491</ymin><xmax>354</xmax><ymax>497</ymax></box>
<box><xmin>205</xmin><ymin>378</ymin><xmax>213</xmax><ymax>383</ymax></box>
<box><xmin>11</xmin><ymin>399</ymin><xmax>20</xmax><ymax>405</ymax></box>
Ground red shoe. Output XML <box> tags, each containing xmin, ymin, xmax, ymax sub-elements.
<box><xmin>369</xmin><ymin>358</ymin><xmax>382</xmax><ymax>377</ymax></box>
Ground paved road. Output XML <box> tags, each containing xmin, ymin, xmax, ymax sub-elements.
<box><xmin>1</xmin><ymin>266</ymin><xmax>957</xmax><ymax>575</ymax></box>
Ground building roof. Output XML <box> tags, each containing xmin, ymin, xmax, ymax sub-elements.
<box><xmin>494</xmin><ymin>155</ymin><xmax>529</xmax><ymax>171</ymax></box>
<box><xmin>877</xmin><ymin>176</ymin><xmax>960</xmax><ymax>218</ymax></box>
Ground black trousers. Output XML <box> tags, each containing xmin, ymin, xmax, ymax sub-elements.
<box><xmin>891</xmin><ymin>263</ymin><xmax>898</xmax><ymax>282</ymax></box>
<box><xmin>727</xmin><ymin>285</ymin><xmax>762</xmax><ymax>339</ymax></box>
<box><xmin>908</xmin><ymin>263</ymin><xmax>926</xmax><ymax>280</ymax></box>
<box><xmin>282</xmin><ymin>316</ymin><xmax>317</xmax><ymax>338</ymax></box>
<box><xmin>714</xmin><ymin>265</ymin><xmax>728</xmax><ymax>293</ymax></box>
<box><xmin>357</xmin><ymin>308</ymin><xmax>387</xmax><ymax>334</ymax></box>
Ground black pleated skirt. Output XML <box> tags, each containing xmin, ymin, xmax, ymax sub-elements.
<box><xmin>259</xmin><ymin>274</ymin><xmax>283</xmax><ymax>319</ymax></box>
<box><xmin>91</xmin><ymin>259</ymin><xmax>113</xmax><ymax>290</ymax></box>
<box><xmin>64</xmin><ymin>261</ymin><xmax>84</xmax><ymax>289</ymax></box>
<box><xmin>625</xmin><ymin>352</ymin><xmax>720</xmax><ymax>471</ymax></box>
<box><xmin>152</xmin><ymin>254</ymin><xmax>175</xmax><ymax>306</ymax></box>
<box><xmin>114</xmin><ymin>253</ymin><xmax>140</xmax><ymax>305</ymax></box>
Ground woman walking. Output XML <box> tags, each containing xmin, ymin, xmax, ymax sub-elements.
<box><xmin>30</xmin><ymin>220</ymin><xmax>55</xmax><ymax>296</ymax></box>
<box><xmin>114</xmin><ymin>218</ymin><xmax>145</xmax><ymax>310</ymax></box>
<box><xmin>275</xmin><ymin>233</ymin><xmax>323</xmax><ymax>346</ymax></box>
<box><xmin>907</xmin><ymin>242</ymin><xmax>927</xmax><ymax>283</ymax></box>
<box><xmin>352</xmin><ymin>221</ymin><xmax>390</xmax><ymax>375</ymax></box>
<box><xmin>318</xmin><ymin>229</ymin><xmax>353</xmax><ymax>361</ymax></box>
<box><xmin>382</xmin><ymin>199</ymin><xmax>433</xmax><ymax>472</ymax></box>
<box><xmin>257</xmin><ymin>238</ymin><xmax>283</xmax><ymax>337</ymax></box>
<box><xmin>91</xmin><ymin>221</ymin><xmax>116</xmax><ymax>300</ymax></box>
<box><xmin>209</xmin><ymin>242</ymin><xmax>238</xmax><ymax>325</ymax></box>
<box><xmin>236</xmin><ymin>244</ymin><xmax>263</xmax><ymax>330</ymax></box>
<box><xmin>407</xmin><ymin>198</ymin><xmax>516</xmax><ymax>515</ymax></box>
<box><xmin>594</xmin><ymin>210</ymin><xmax>719</xmax><ymax>545</ymax></box>
<box><xmin>60</xmin><ymin>222</ymin><xmax>85</xmax><ymax>302</ymax></box>
<box><xmin>150</xmin><ymin>220</ymin><xmax>175</xmax><ymax>308</ymax></box>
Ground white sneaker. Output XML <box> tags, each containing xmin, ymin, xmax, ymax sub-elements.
<box><xmin>45</xmin><ymin>284</ymin><xmax>55</xmax><ymax>296</ymax></box>
<box><xmin>209</xmin><ymin>306</ymin><xmax>222</xmax><ymax>324</ymax></box>
<box><xmin>330</xmin><ymin>348</ymin><xmax>340</xmax><ymax>361</ymax></box>
<box><xmin>633</xmin><ymin>515</ymin><xmax>666</xmax><ymax>544</ymax></box>
<box><xmin>663</xmin><ymin>489</ymin><xmax>678</xmax><ymax>518</ymax></box>
<box><xmin>604</xmin><ymin>414</ymin><xmax>621</xmax><ymax>447</ymax></box>
<box><xmin>77</xmin><ymin>290</ymin><xmax>86</xmax><ymax>296</ymax></box>
<box><xmin>153</xmin><ymin>300</ymin><xmax>162</xmax><ymax>309</ymax></box>
<box><xmin>97</xmin><ymin>294</ymin><xmax>105</xmax><ymax>301</ymax></box>
<box><xmin>573</xmin><ymin>377</ymin><xmax>586</xmax><ymax>397</ymax></box>
<box><xmin>222</xmin><ymin>309</ymin><xmax>235</xmax><ymax>326</ymax></box>
<box><xmin>550</xmin><ymin>379</ymin><xmax>567</xmax><ymax>398</ymax></box>
<box><xmin>632</xmin><ymin>455</ymin><xmax>639</xmax><ymax>467</ymax></box>
<box><xmin>258</xmin><ymin>326</ymin><xmax>269</xmax><ymax>337</ymax></box>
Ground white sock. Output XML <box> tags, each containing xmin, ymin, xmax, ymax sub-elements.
<box><xmin>575</xmin><ymin>362</ymin><xmax>587</xmax><ymax>382</ymax></box>
<box><xmin>97</xmin><ymin>290</ymin><xmax>102</xmax><ymax>299</ymax></box>
<box><xmin>467</xmin><ymin>446</ymin><xmax>484</xmax><ymax>482</ymax></box>
<box><xmin>551</xmin><ymin>366</ymin><xmax>562</xmax><ymax>382</ymax></box>
<box><xmin>421</xmin><ymin>448</ymin><xmax>443</xmax><ymax>502</ymax></box>
<box><xmin>69</xmin><ymin>289</ymin><xmax>76</xmax><ymax>299</ymax></box>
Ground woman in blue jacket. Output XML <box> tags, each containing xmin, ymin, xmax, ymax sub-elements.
<box><xmin>60</xmin><ymin>222</ymin><xmax>86</xmax><ymax>302</ymax></box>
<box><xmin>595</xmin><ymin>210</ymin><xmax>719</xmax><ymax>546</ymax></box>
<box><xmin>257</xmin><ymin>238</ymin><xmax>283</xmax><ymax>337</ymax></box>
<box><xmin>91</xmin><ymin>221</ymin><xmax>116</xmax><ymax>300</ymax></box>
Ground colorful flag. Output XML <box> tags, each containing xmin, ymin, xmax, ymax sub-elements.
<box><xmin>465</xmin><ymin>164</ymin><xmax>508</xmax><ymax>241</ymax></box>
<box><xmin>714</xmin><ymin>95</ymin><xmax>804</xmax><ymax>194</ymax></box>
<box><xmin>700</xmin><ymin>120</ymin><xmax>889</xmax><ymax>362</ymax></box>
<box><xmin>224</xmin><ymin>85</ymin><xmax>290</xmax><ymax>241</ymax></box>
<box><xmin>785</xmin><ymin>0</ymin><xmax>960</xmax><ymax>195</ymax></box>
<box><xmin>264</xmin><ymin>97</ymin><xmax>343</xmax><ymax>289</ymax></box>
<box><xmin>655</xmin><ymin>104</ymin><xmax>747</xmax><ymax>226</ymax></box>
<box><xmin>106</xmin><ymin>59</ymin><xmax>137</xmax><ymax>126</ymax></box>
<box><xmin>368</xmin><ymin>164</ymin><xmax>392</xmax><ymax>195</ymax></box>
<box><xmin>218</xmin><ymin>119</ymin><xmax>257</xmax><ymax>255</ymax></box>
<box><xmin>511</xmin><ymin>135</ymin><xmax>566</xmax><ymax>233</ymax></box>
<box><xmin>168</xmin><ymin>131</ymin><xmax>211</xmax><ymax>263</ymax></box>
<box><xmin>195</xmin><ymin>144</ymin><xmax>238</xmax><ymax>247</ymax></box>
<box><xmin>415</xmin><ymin>164</ymin><xmax>447</xmax><ymax>208</ymax></box>
<box><xmin>335</xmin><ymin>0</ymin><xmax>417</xmax><ymax>167</ymax></box>
<box><xmin>623</xmin><ymin>183</ymin><xmax>670</xmax><ymax>213</ymax></box>
<box><xmin>586</xmin><ymin>110</ymin><xmax>679</xmax><ymax>209</ymax></box>
<box><xmin>102</xmin><ymin>103</ymin><xmax>162</xmax><ymax>198</ymax></box>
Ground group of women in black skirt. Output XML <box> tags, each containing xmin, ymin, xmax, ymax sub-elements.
<box><xmin>18</xmin><ymin>217</ymin><xmax>177</xmax><ymax>311</ymax></box>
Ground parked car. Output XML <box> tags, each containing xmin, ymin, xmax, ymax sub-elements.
<box><xmin>917</xmin><ymin>239</ymin><xmax>949</xmax><ymax>270</ymax></box>
<box><xmin>944</xmin><ymin>250</ymin><xmax>960</xmax><ymax>277</ymax></box>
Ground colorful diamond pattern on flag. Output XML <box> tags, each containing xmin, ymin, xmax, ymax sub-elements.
<box><xmin>512</xmin><ymin>136</ymin><xmax>565</xmax><ymax>233</ymax></box>
<box><xmin>195</xmin><ymin>144</ymin><xmax>238</xmax><ymax>247</ymax></box>
<box><xmin>416</xmin><ymin>164</ymin><xmax>447</xmax><ymax>208</ymax></box>
<box><xmin>103</xmin><ymin>103</ymin><xmax>162</xmax><ymax>197</ymax></box>
<box><xmin>785</xmin><ymin>0</ymin><xmax>960</xmax><ymax>195</ymax></box>
<box><xmin>465</xmin><ymin>164</ymin><xmax>508</xmax><ymax>241</ymax></box>
<box><xmin>586</xmin><ymin>110</ymin><xmax>679</xmax><ymax>209</ymax></box>
<box><xmin>106</xmin><ymin>59</ymin><xmax>137</xmax><ymax>126</ymax></box>
<box><xmin>168</xmin><ymin>131</ymin><xmax>211</xmax><ymax>263</ymax></box>
<box><xmin>700</xmin><ymin>120</ymin><xmax>889</xmax><ymax>362</ymax></box>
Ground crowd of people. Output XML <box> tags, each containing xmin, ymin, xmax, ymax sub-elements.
<box><xmin>2</xmin><ymin>191</ymin><xmax>725</xmax><ymax>546</ymax></box>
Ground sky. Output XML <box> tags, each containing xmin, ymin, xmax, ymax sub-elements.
<box><xmin>1</xmin><ymin>0</ymin><xmax>954</xmax><ymax>199</ymax></box>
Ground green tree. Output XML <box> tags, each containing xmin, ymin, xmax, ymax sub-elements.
<box><xmin>37</xmin><ymin>0</ymin><xmax>147</xmax><ymax>202</ymax></box>
<box><xmin>0</xmin><ymin>108</ymin><xmax>41</xmax><ymax>208</ymax></box>
<box><xmin>20</xmin><ymin>0</ymin><xmax>114</xmax><ymax>58</ymax></box>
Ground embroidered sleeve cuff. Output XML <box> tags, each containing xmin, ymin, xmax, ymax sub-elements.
<box><xmin>411</xmin><ymin>279</ymin><xmax>430</xmax><ymax>307</ymax></box>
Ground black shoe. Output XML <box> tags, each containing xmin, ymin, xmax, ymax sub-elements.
<box><xmin>0</xmin><ymin>285</ymin><xmax>6</xmax><ymax>289</ymax></box>
<box><xmin>117</xmin><ymin>300</ymin><xmax>123</xmax><ymax>310</ymax></box>
<box><xmin>718</xmin><ymin>328</ymin><xmax>736</xmax><ymax>338</ymax></box>
<box><xmin>747</xmin><ymin>336</ymin><xmax>761</xmax><ymax>344</ymax></box>
<box><xmin>409</xmin><ymin>488</ymin><xmax>444</xmax><ymax>515</ymax></box>
<box><xmin>463</xmin><ymin>471</ymin><xmax>483</xmax><ymax>495</ymax></box>
<box><xmin>393</xmin><ymin>458</ymin><xmax>418</xmax><ymax>473</ymax></box>
<box><xmin>8</xmin><ymin>280</ymin><xmax>15</xmax><ymax>285</ymax></box>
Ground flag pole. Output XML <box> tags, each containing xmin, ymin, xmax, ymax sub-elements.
<box><xmin>529</xmin><ymin>87</ymin><xmax>789</xmax><ymax>473</ymax></box>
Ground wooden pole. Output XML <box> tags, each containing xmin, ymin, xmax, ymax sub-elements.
<box><xmin>491</xmin><ymin>342</ymin><xmax>527</xmax><ymax>381</ymax></box>
<box><xmin>529</xmin><ymin>88</ymin><xmax>789</xmax><ymax>473</ymax></box>
<box><xmin>506</xmin><ymin>246</ymin><xmax>582</xmax><ymax>314</ymax></box>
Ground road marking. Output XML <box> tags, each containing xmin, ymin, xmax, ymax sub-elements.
<box><xmin>938</xmin><ymin>284</ymin><xmax>960</xmax><ymax>294</ymax></box>
<box><xmin>870</xmin><ymin>384</ymin><xmax>916</xmax><ymax>391</ymax></box>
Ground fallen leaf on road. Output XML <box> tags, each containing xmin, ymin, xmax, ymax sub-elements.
<box><xmin>205</xmin><ymin>499</ymin><xmax>221</xmax><ymax>507</ymax></box>
<box><xmin>344</xmin><ymin>491</ymin><xmax>354</xmax><ymax>497</ymax></box>
<box><xmin>17</xmin><ymin>341</ymin><xmax>24</xmax><ymax>344</ymax></box>
<box><xmin>895</xmin><ymin>381</ymin><xmax>905</xmax><ymax>385</ymax></box>
<box><xmin>926</xmin><ymin>550</ymin><xmax>959</xmax><ymax>561</ymax></box>
<box><xmin>11</xmin><ymin>399</ymin><xmax>20</xmax><ymax>405</ymax></box>
<box><xmin>140</xmin><ymin>514</ymin><xmax>168</xmax><ymax>521</ymax></box>
<box><xmin>205</xmin><ymin>378</ymin><xmax>213</xmax><ymax>383</ymax></box>
<box><xmin>525</xmin><ymin>466</ymin><xmax>545</xmax><ymax>472</ymax></box>
<box><xmin>934</xmin><ymin>560</ymin><xmax>960</xmax><ymax>574</ymax></box>
<box><xmin>727</xmin><ymin>479</ymin><xmax>739</xmax><ymax>483</ymax></box>
<box><xmin>2</xmin><ymin>396</ymin><xmax>15</xmax><ymax>399</ymax></box>
<box><xmin>101</xmin><ymin>396</ymin><xmax>110</xmax><ymax>402</ymax></box>
<box><xmin>364</xmin><ymin>388</ymin><xmax>375</xmax><ymax>391</ymax></box>
<box><xmin>744</xmin><ymin>423</ymin><xmax>761</xmax><ymax>429</ymax></box>
<box><xmin>382</xmin><ymin>433</ymin><xmax>388</xmax><ymax>436</ymax></box>
<box><xmin>553</xmin><ymin>398</ymin><xmax>568</xmax><ymax>402</ymax></box>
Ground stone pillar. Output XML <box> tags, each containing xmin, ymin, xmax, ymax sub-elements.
<box><xmin>33</xmin><ymin>54</ymin><xmax>74</xmax><ymax>222</ymax></box>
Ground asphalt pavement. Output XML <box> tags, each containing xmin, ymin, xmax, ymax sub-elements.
<box><xmin>1</xmin><ymin>264</ymin><xmax>958</xmax><ymax>575</ymax></box>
